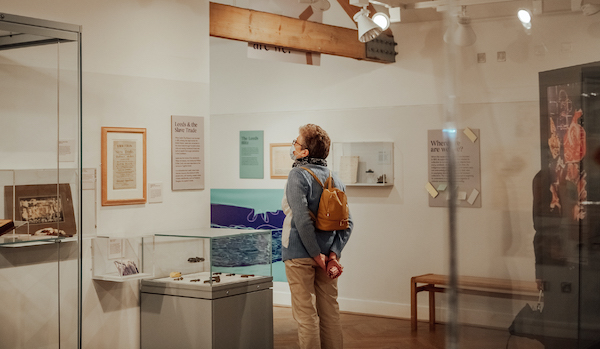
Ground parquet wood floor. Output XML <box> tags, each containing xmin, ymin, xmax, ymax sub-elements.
<box><xmin>273</xmin><ymin>306</ymin><xmax>544</xmax><ymax>349</ymax></box>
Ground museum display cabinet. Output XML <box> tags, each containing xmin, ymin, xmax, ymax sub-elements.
<box><xmin>537</xmin><ymin>62</ymin><xmax>600</xmax><ymax>347</ymax></box>
<box><xmin>0</xmin><ymin>13</ymin><xmax>82</xmax><ymax>348</ymax></box>
<box><xmin>92</xmin><ymin>235</ymin><xmax>155</xmax><ymax>281</ymax></box>
<box><xmin>140</xmin><ymin>228</ymin><xmax>274</xmax><ymax>349</ymax></box>
<box><xmin>331</xmin><ymin>142</ymin><xmax>394</xmax><ymax>186</ymax></box>
<box><xmin>0</xmin><ymin>169</ymin><xmax>81</xmax><ymax>246</ymax></box>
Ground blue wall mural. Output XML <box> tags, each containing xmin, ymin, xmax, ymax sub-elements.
<box><xmin>210</xmin><ymin>189</ymin><xmax>286</xmax><ymax>282</ymax></box>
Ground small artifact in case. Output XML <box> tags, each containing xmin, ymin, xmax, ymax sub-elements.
<box><xmin>34</xmin><ymin>227</ymin><xmax>67</xmax><ymax>236</ymax></box>
<box><xmin>114</xmin><ymin>260</ymin><xmax>139</xmax><ymax>276</ymax></box>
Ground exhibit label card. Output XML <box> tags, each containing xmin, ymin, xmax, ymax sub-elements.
<box><xmin>171</xmin><ymin>116</ymin><xmax>204</xmax><ymax>190</ymax></box>
<box><xmin>148</xmin><ymin>182</ymin><xmax>163</xmax><ymax>203</ymax></box>
<box><xmin>82</xmin><ymin>168</ymin><xmax>96</xmax><ymax>190</ymax></box>
<box><xmin>240</xmin><ymin>130</ymin><xmax>264</xmax><ymax>179</ymax></box>
<box><xmin>108</xmin><ymin>238</ymin><xmax>123</xmax><ymax>259</ymax></box>
<box><xmin>427</xmin><ymin>129</ymin><xmax>481</xmax><ymax>208</ymax></box>
<box><xmin>59</xmin><ymin>140</ymin><xmax>75</xmax><ymax>162</ymax></box>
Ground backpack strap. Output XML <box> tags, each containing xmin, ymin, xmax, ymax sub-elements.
<box><xmin>324</xmin><ymin>174</ymin><xmax>334</xmax><ymax>189</ymax></box>
<box><xmin>302</xmin><ymin>167</ymin><xmax>336</xmax><ymax>190</ymax></box>
<box><xmin>300</xmin><ymin>167</ymin><xmax>326</xmax><ymax>223</ymax></box>
<box><xmin>301</xmin><ymin>167</ymin><xmax>324</xmax><ymax>188</ymax></box>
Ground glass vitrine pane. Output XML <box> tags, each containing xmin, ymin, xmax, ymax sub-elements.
<box><xmin>0</xmin><ymin>14</ymin><xmax>81</xmax><ymax>349</ymax></box>
<box><xmin>440</xmin><ymin>4</ymin><xmax>600</xmax><ymax>348</ymax></box>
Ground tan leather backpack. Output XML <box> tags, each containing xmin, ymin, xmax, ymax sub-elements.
<box><xmin>301</xmin><ymin>167</ymin><xmax>349</xmax><ymax>231</ymax></box>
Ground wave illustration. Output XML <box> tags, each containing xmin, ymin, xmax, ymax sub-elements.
<box><xmin>211</xmin><ymin>204</ymin><xmax>284</xmax><ymax>265</ymax></box>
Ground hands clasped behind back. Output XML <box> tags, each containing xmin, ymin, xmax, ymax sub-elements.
<box><xmin>313</xmin><ymin>253</ymin><xmax>343</xmax><ymax>279</ymax></box>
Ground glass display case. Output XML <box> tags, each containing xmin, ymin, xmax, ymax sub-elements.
<box><xmin>141</xmin><ymin>228</ymin><xmax>273</xmax><ymax>349</ymax></box>
<box><xmin>0</xmin><ymin>168</ymin><xmax>81</xmax><ymax>247</ymax></box>
<box><xmin>148</xmin><ymin>227</ymin><xmax>272</xmax><ymax>285</ymax></box>
<box><xmin>331</xmin><ymin>142</ymin><xmax>394</xmax><ymax>186</ymax></box>
<box><xmin>92</xmin><ymin>235</ymin><xmax>155</xmax><ymax>282</ymax></box>
<box><xmin>0</xmin><ymin>13</ymin><xmax>82</xmax><ymax>349</ymax></box>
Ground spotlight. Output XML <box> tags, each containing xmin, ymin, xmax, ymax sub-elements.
<box><xmin>312</xmin><ymin>0</ymin><xmax>331</xmax><ymax>11</ymax></box>
<box><xmin>353</xmin><ymin>7</ymin><xmax>383</xmax><ymax>42</ymax></box>
<box><xmin>299</xmin><ymin>0</ymin><xmax>330</xmax><ymax>11</ymax></box>
<box><xmin>455</xmin><ymin>15</ymin><xmax>476</xmax><ymax>46</ymax></box>
<box><xmin>372</xmin><ymin>12</ymin><xmax>391</xmax><ymax>30</ymax></box>
<box><xmin>518</xmin><ymin>9</ymin><xmax>532</xmax><ymax>29</ymax></box>
<box><xmin>444</xmin><ymin>6</ymin><xmax>476</xmax><ymax>46</ymax></box>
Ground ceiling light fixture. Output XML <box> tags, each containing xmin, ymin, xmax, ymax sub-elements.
<box><xmin>372</xmin><ymin>12</ymin><xmax>391</xmax><ymax>30</ymax></box>
<box><xmin>353</xmin><ymin>7</ymin><xmax>383</xmax><ymax>42</ymax></box>
<box><xmin>366</xmin><ymin>0</ymin><xmax>401</xmax><ymax>23</ymax></box>
<box><xmin>517</xmin><ymin>8</ymin><xmax>532</xmax><ymax>29</ymax></box>
<box><xmin>313</xmin><ymin>0</ymin><xmax>331</xmax><ymax>11</ymax></box>
<box><xmin>444</xmin><ymin>6</ymin><xmax>476</xmax><ymax>46</ymax></box>
<box><xmin>299</xmin><ymin>0</ymin><xmax>331</xmax><ymax>11</ymax></box>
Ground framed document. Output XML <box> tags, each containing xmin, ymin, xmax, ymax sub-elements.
<box><xmin>270</xmin><ymin>143</ymin><xmax>294</xmax><ymax>179</ymax></box>
<box><xmin>101</xmin><ymin>127</ymin><xmax>147</xmax><ymax>206</ymax></box>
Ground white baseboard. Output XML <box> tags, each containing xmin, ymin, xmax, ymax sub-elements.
<box><xmin>273</xmin><ymin>282</ymin><xmax>518</xmax><ymax>329</ymax></box>
<box><xmin>273</xmin><ymin>282</ymin><xmax>408</xmax><ymax>319</ymax></box>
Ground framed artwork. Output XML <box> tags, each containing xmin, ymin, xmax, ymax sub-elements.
<box><xmin>270</xmin><ymin>143</ymin><xmax>294</xmax><ymax>179</ymax></box>
<box><xmin>102</xmin><ymin>127</ymin><xmax>147</xmax><ymax>206</ymax></box>
<box><xmin>4</xmin><ymin>183</ymin><xmax>76</xmax><ymax>236</ymax></box>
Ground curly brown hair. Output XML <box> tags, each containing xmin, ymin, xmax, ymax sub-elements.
<box><xmin>299</xmin><ymin>124</ymin><xmax>331</xmax><ymax>159</ymax></box>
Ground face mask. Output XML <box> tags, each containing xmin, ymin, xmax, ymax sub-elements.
<box><xmin>290</xmin><ymin>146</ymin><xmax>297</xmax><ymax>160</ymax></box>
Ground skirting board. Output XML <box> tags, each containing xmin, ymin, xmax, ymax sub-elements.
<box><xmin>273</xmin><ymin>282</ymin><xmax>521</xmax><ymax>329</ymax></box>
<box><xmin>274</xmin><ymin>281</ymin><xmax>414</xmax><ymax>319</ymax></box>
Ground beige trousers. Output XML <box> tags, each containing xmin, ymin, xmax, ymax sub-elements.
<box><xmin>284</xmin><ymin>258</ymin><xmax>343</xmax><ymax>349</ymax></box>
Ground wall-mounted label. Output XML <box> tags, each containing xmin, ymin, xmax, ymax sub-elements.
<box><xmin>240</xmin><ymin>130</ymin><xmax>264</xmax><ymax>179</ymax></box>
<box><xmin>427</xmin><ymin>129</ymin><xmax>481</xmax><ymax>208</ymax></box>
<box><xmin>148</xmin><ymin>182</ymin><xmax>163</xmax><ymax>203</ymax></box>
<box><xmin>172</xmin><ymin>116</ymin><xmax>204</xmax><ymax>190</ymax></box>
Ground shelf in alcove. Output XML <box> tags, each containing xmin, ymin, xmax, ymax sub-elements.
<box><xmin>92</xmin><ymin>272</ymin><xmax>154</xmax><ymax>282</ymax></box>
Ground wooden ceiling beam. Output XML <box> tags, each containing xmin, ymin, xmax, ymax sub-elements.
<box><xmin>209</xmin><ymin>2</ymin><xmax>392</xmax><ymax>63</ymax></box>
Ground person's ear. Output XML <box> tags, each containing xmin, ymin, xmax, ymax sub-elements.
<box><xmin>299</xmin><ymin>148</ymin><xmax>309</xmax><ymax>158</ymax></box>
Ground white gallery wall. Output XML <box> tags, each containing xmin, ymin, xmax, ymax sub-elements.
<box><xmin>1</xmin><ymin>1</ymin><xmax>600</xmax><ymax>348</ymax></box>
<box><xmin>210</xmin><ymin>5</ymin><xmax>600</xmax><ymax>328</ymax></box>
<box><xmin>1</xmin><ymin>0</ymin><xmax>209</xmax><ymax>348</ymax></box>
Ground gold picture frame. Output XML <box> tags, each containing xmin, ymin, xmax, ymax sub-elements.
<box><xmin>270</xmin><ymin>143</ymin><xmax>294</xmax><ymax>179</ymax></box>
<box><xmin>101</xmin><ymin>127</ymin><xmax>147</xmax><ymax>206</ymax></box>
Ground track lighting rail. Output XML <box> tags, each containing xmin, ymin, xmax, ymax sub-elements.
<box><xmin>402</xmin><ymin>0</ymin><xmax>516</xmax><ymax>10</ymax></box>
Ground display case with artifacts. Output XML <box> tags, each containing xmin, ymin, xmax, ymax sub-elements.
<box><xmin>140</xmin><ymin>228</ymin><xmax>273</xmax><ymax>349</ymax></box>
<box><xmin>0</xmin><ymin>13</ymin><xmax>83</xmax><ymax>348</ymax></box>
<box><xmin>92</xmin><ymin>235</ymin><xmax>155</xmax><ymax>281</ymax></box>
<box><xmin>4</xmin><ymin>183</ymin><xmax>76</xmax><ymax>237</ymax></box>
<box><xmin>538</xmin><ymin>62</ymin><xmax>600</xmax><ymax>347</ymax></box>
<box><xmin>0</xmin><ymin>168</ymin><xmax>82</xmax><ymax>246</ymax></box>
<box><xmin>331</xmin><ymin>142</ymin><xmax>394</xmax><ymax>186</ymax></box>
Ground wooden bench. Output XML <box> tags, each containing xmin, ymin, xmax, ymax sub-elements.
<box><xmin>411</xmin><ymin>273</ymin><xmax>539</xmax><ymax>331</ymax></box>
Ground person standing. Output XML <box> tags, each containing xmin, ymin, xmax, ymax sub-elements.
<box><xmin>282</xmin><ymin>124</ymin><xmax>353</xmax><ymax>349</ymax></box>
